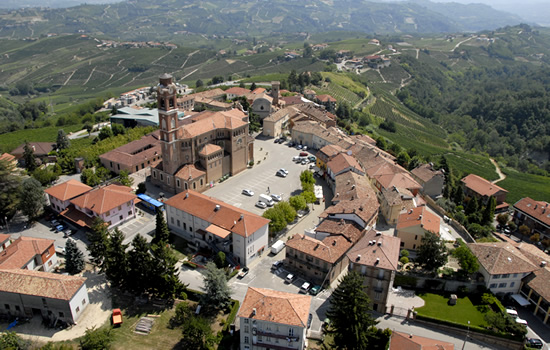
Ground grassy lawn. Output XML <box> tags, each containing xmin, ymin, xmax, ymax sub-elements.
<box><xmin>415</xmin><ymin>293</ymin><xmax>488</xmax><ymax>328</ymax></box>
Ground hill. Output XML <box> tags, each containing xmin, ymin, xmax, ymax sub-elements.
<box><xmin>0</xmin><ymin>0</ymin><xmax>525</xmax><ymax>41</ymax></box>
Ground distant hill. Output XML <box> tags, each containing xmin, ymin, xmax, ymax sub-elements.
<box><xmin>0</xmin><ymin>0</ymin><xmax>525</xmax><ymax>41</ymax></box>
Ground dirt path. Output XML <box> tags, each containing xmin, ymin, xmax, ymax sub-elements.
<box><xmin>490</xmin><ymin>158</ymin><xmax>506</xmax><ymax>184</ymax></box>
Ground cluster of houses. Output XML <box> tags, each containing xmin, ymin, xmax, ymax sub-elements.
<box><xmin>96</xmin><ymin>39</ymin><xmax>178</xmax><ymax>50</ymax></box>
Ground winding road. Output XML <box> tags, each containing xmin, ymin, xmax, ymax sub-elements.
<box><xmin>490</xmin><ymin>158</ymin><xmax>506</xmax><ymax>184</ymax></box>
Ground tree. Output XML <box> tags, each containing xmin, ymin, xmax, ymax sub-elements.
<box><xmin>127</xmin><ymin>234</ymin><xmax>154</xmax><ymax>295</ymax></box>
<box><xmin>301</xmin><ymin>191</ymin><xmax>317</xmax><ymax>204</ymax></box>
<box><xmin>0</xmin><ymin>331</ymin><xmax>29</xmax><ymax>350</ymax></box>
<box><xmin>152</xmin><ymin>208</ymin><xmax>170</xmax><ymax>246</ymax></box>
<box><xmin>465</xmin><ymin>196</ymin><xmax>479</xmax><ymax>215</ymax></box>
<box><xmin>65</xmin><ymin>239</ymin><xmax>85</xmax><ymax>274</ymax></box>
<box><xmin>111</xmin><ymin>123</ymin><xmax>126</xmax><ymax>136</ymax></box>
<box><xmin>277</xmin><ymin>201</ymin><xmax>296</xmax><ymax>223</ymax></box>
<box><xmin>98</xmin><ymin>126</ymin><xmax>113</xmax><ymax>140</ymax></box>
<box><xmin>201</xmin><ymin>262</ymin><xmax>232</xmax><ymax>311</ymax></box>
<box><xmin>56</xmin><ymin>129</ymin><xmax>70</xmax><ymax>150</ymax></box>
<box><xmin>84</xmin><ymin>123</ymin><xmax>93</xmax><ymax>135</ymax></box>
<box><xmin>451</xmin><ymin>244</ymin><xmax>479</xmax><ymax>274</ymax></box>
<box><xmin>482</xmin><ymin>196</ymin><xmax>496</xmax><ymax>225</ymax></box>
<box><xmin>396</xmin><ymin>151</ymin><xmax>411</xmax><ymax>168</ymax></box>
<box><xmin>23</xmin><ymin>140</ymin><xmax>37</xmax><ymax>171</ymax></box>
<box><xmin>452</xmin><ymin>185</ymin><xmax>464</xmax><ymax>205</ymax></box>
<box><xmin>18</xmin><ymin>177</ymin><xmax>45</xmax><ymax>221</ymax></box>
<box><xmin>250</xmin><ymin>82</ymin><xmax>257</xmax><ymax>91</ymax></box>
<box><xmin>496</xmin><ymin>213</ymin><xmax>509</xmax><ymax>227</ymax></box>
<box><xmin>80</xmin><ymin>168</ymin><xmax>101</xmax><ymax>187</ymax></box>
<box><xmin>289</xmin><ymin>195</ymin><xmax>307</xmax><ymax>211</ymax></box>
<box><xmin>299</xmin><ymin>170</ymin><xmax>315</xmax><ymax>186</ymax></box>
<box><xmin>136</xmin><ymin>182</ymin><xmax>147</xmax><ymax>195</ymax></box>
<box><xmin>195</xmin><ymin>79</ymin><xmax>204</xmax><ymax>88</ymax></box>
<box><xmin>87</xmin><ymin>218</ymin><xmax>109</xmax><ymax>269</ymax></box>
<box><xmin>263</xmin><ymin>207</ymin><xmax>287</xmax><ymax>233</ymax></box>
<box><xmin>180</xmin><ymin>316</ymin><xmax>215</xmax><ymax>350</ymax></box>
<box><xmin>118</xmin><ymin>170</ymin><xmax>134</xmax><ymax>187</ymax></box>
<box><xmin>0</xmin><ymin>159</ymin><xmax>21</xmax><ymax>219</ymax></box>
<box><xmin>214</xmin><ymin>251</ymin><xmax>227</xmax><ymax>268</ymax></box>
<box><xmin>104</xmin><ymin>228</ymin><xmax>128</xmax><ymax>288</ymax></box>
<box><xmin>400</xmin><ymin>249</ymin><xmax>409</xmax><ymax>258</ymax></box>
<box><xmin>151</xmin><ymin>241</ymin><xmax>183</xmax><ymax>299</ymax></box>
<box><xmin>326</xmin><ymin>271</ymin><xmax>378</xmax><ymax>349</ymax></box>
<box><xmin>80</xmin><ymin>327</ymin><xmax>112</xmax><ymax>350</ymax></box>
<box><xmin>416</xmin><ymin>232</ymin><xmax>448</xmax><ymax>271</ymax></box>
<box><xmin>530</xmin><ymin>233</ymin><xmax>540</xmax><ymax>242</ymax></box>
<box><xmin>519</xmin><ymin>224</ymin><xmax>530</xmax><ymax>236</ymax></box>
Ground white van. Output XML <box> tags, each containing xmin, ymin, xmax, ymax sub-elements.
<box><xmin>271</xmin><ymin>240</ymin><xmax>285</xmax><ymax>254</ymax></box>
<box><xmin>259</xmin><ymin>194</ymin><xmax>274</xmax><ymax>207</ymax></box>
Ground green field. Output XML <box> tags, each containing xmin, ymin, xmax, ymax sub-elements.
<box><xmin>416</xmin><ymin>293</ymin><xmax>488</xmax><ymax>328</ymax></box>
<box><xmin>499</xmin><ymin>168</ymin><xmax>550</xmax><ymax>203</ymax></box>
<box><xmin>0</xmin><ymin>124</ymin><xmax>84</xmax><ymax>153</ymax></box>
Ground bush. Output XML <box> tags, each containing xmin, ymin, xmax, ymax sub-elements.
<box><xmin>80</xmin><ymin>327</ymin><xmax>113</xmax><ymax>350</ymax></box>
<box><xmin>399</xmin><ymin>256</ymin><xmax>409</xmax><ymax>264</ymax></box>
<box><xmin>400</xmin><ymin>249</ymin><xmax>409</xmax><ymax>258</ymax></box>
<box><xmin>394</xmin><ymin>274</ymin><xmax>417</xmax><ymax>288</ymax></box>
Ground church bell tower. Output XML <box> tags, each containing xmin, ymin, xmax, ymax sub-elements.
<box><xmin>158</xmin><ymin>73</ymin><xmax>180</xmax><ymax>175</ymax></box>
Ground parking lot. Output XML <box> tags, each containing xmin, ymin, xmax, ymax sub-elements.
<box><xmin>204</xmin><ymin>136</ymin><xmax>318</xmax><ymax>216</ymax></box>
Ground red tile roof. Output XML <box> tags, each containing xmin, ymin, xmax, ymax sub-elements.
<box><xmin>316</xmin><ymin>94</ymin><xmax>337</xmax><ymax>103</ymax></box>
<box><xmin>522</xmin><ymin>267</ymin><xmax>550</xmax><ymax>304</ymax></box>
<box><xmin>99</xmin><ymin>133</ymin><xmax>161</xmax><ymax>168</ymax></box>
<box><xmin>225</xmin><ymin>87</ymin><xmax>250</xmax><ymax>96</ymax></box>
<box><xmin>375</xmin><ymin>172</ymin><xmax>421</xmax><ymax>192</ymax></box>
<box><xmin>327</xmin><ymin>153</ymin><xmax>364</xmax><ymax>175</ymax></box>
<box><xmin>11</xmin><ymin>142</ymin><xmax>56</xmax><ymax>157</ymax></box>
<box><xmin>70</xmin><ymin>184</ymin><xmax>136</xmax><ymax>216</ymax></box>
<box><xmin>461</xmin><ymin>174</ymin><xmax>507</xmax><ymax>197</ymax></box>
<box><xmin>0</xmin><ymin>153</ymin><xmax>15</xmax><ymax>163</ymax></box>
<box><xmin>0</xmin><ymin>269</ymin><xmax>86</xmax><ymax>301</ymax></box>
<box><xmin>0</xmin><ymin>237</ymin><xmax>54</xmax><ymax>269</ymax></box>
<box><xmin>198</xmin><ymin>144</ymin><xmax>222</xmax><ymax>156</ymax></box>
<box><xmin>390</xmin><ymin>331</ymin><xmax>454</xmax><ymax>350</ymax></box>
<box><xmin>164</xmin><ymin>190</ymin><xmax>270</xmax><ymax>238</ymax></box>
<box><xmin>0</xmin><ymin>233</ymin><xmax>11</xmax><ymax>245</ymax></box>
<box><xmin>513</xmin><ymin>197</ymin><xmax>550</xmax><ymax>228</ymax></box>
<box><xmin>318</xmin><ymin>144</ymin><xmax>346</xmax><ymax>159</ymax></box>
<box><xmin>238</xmin><ymin>287</ymin><xmax>311</xmax><ymax>328</ymax></box>
<box><xmin>347</xmin><ymin>229</ymin><xmax>400</xmax><ymax>271</ymax></box>
<box><xmin>175</xmin><ymin>164</ymin><xmax>206</xmax><ymax>180</ymax></box>
<box><xmin>411</xmin><ymin>163</ymin><xmax>443</xmax><ymax>183</ymax></box>
<box><xmin>468</xmin><ymin>242</ymin><xmax>537</xmax><ymax>275</ymax></box>
<box><xmin>44</xmin><ymin>179</ymin><xmax>92</xmax><ymax>201</ymax></box>
<box><xmin>396</xmin><ymin>207</ymin><xmax>440</xmax><ymax>234</ymax></box>
<box><xmin>181</xmin><ymin>109</ymin><xmax>247</xmax><ymax>139</ymax></box>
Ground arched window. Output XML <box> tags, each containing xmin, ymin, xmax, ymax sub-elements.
<box><xmin>169</xmin><ymin>98</ymin><xmax>174</xmax><ymax>108</ymax></box>
<box><xmin>171</xmin><ymin>118</ymin><xmax>175</xmax><ymax>129</ymax></box>
<box><xmin>162</xmin><ymin>120</ymin><xmax>166</xmax><ymax>130</ymax></box>
<box><xmin>193</xmin><ymin>182</ymin><xmax>196</xmax><ymax>189</ymax></box>
<box><xmin>200</xmin><ymin>179</ymin><xmax>203</xmax><ymax>186</ymax></box>
<box><xmin>184</xmin><ymin>182</ymin><xmax>188</xmax><ymax>190</ymax></box>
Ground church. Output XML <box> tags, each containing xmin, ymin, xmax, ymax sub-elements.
<box><xmin>151</xmin><ymin>74</ymin><xmax>254</xmax><ymax>193</ymax></box>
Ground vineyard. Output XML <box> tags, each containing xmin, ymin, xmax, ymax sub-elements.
<box><xmin>315</xmin><ymin>82</ymin><xmax>362</xmax><ymax>106</ymax></box>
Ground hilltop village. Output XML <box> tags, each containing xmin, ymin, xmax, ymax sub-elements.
<box><xmin>0</xmin><ymin>72</ymin><xmax>549</xmax><ymax>350</ymax></box>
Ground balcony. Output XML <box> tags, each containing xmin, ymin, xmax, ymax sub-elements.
<box><xmin>252</xmin><ymin>333</ymin><xmax>301</xmax><ymax>350</ymax></box>
<box><xmin>255</xmin><ymin>329</ymin><xmax>299</xmax><ymax>342</ymax></box>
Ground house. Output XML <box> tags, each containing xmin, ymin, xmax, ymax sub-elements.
<box><xmin>164</xmin><ymin>190</ymin><xmax>270</xmax><ymax>267</ymax></box>
<box><xmin>331</xmin><ymin>171</ymin><xmax>377</xmax><ymax>206</ymax></box>
<box><xmin>0</xmin><ymin>153</ymin><xmax>17</xmax><ymax>167</ymax></box>
<box><xmin>44</xmin><ymin>180</ymin><xmax>92</xmax><ymax>214</ymax></box>
<box><xmin>461</xmin><ymin>174</ymin><xmax>508</xmax><ymax>211</ymax></box>
<box><xmin>151</xmin><ymin>74</ymin><xmax>254</xmax><ymax>194</ymax></box>
<box><xmin>293</xmin><ymin>104</ymin><xmax>337</xmax><ymax>128</ymax></box>
<box><xmin>315</xmin><ymin>94</ymin><xmax>337</xmax><ymax>111</ymax></box>
<box><xmin>315</xmin><ymin>144</ymin><xmax>346</xmax><ymax>172</ymax></box>
<box><xmin>99</xmin><ymin>131</ymin><xmax>162</xmax><ymax>174</ymax></box>
<box><xmin>389</xmin><ymin>331</ymin><xmax>454</xmax><ymax>350</ymax></box>
<box><xmin>61</xmin><ymin>184</ymin><xmax>137</xmax><ymax>229</ymax></box>
<box><xmin>347</xmin><ymin>230</ymin><xmax>400</xmax><ymax>312</ymax></box>
<box><xmin>410</xmin><ymin>163</ymin><xmax>445</xmax><ymax>198</ymax></box>
<box><xmin>0</xmin><ymin>236</ymin><xmax>58</xmax><ymax>273</ymax></box>
<box><xmin>326</xmin><ymin>152</ymin><xmax>365</xmax><ymax>191</ymax></box>
<box><xmin>520</xmin><ymin>266</ymin><xmax>550</xmax><ymax>325</ymax></box>
<box><xmin>512</xmin><ymin>197</ymin><xmax>550</xmax><ymax>240</ymax></box>
<box><xmin>303</xmin><ymin>89</ymin><xmax>316</xmax><ymax>100</ymax></box>
<box><xmin>369</xmin><ymin>39</ymin><xmax>380</xmax><ymax>46</ymax></box>
<box><xmin>285</xmin><ymin>218</ymin><xmax>365</xmax><ymax>285</ymax></box>
<box><xmin>396</xmin><ymin>207</ymin><xmax>440</xmax><ymax>250</ymax></box>
<box><xmin>291</xmin><ymin>120</ymin><xmax>354</xmax><ymax>151</ymax></box>
<box><xmin>0</xmin><ymin>234</ymin><xmax>11</xmax><ymax>252</ymax></box>
<box><xmin>379</xmin><ymin>186</ymin><xmax>417</xmax><ymax>225</ymax></box>
<box><xmin>10</xmin><ymin>142</ymin><xmax>56</xmax><ymax>165</ymax></box>
<box><xmin>0</xmin><ymin>269</ymin><xmax>88</xmax><ymax>324</ymax></box>
<box><xmin>468</xmin><ymin>242</ymin><xmax>537</xmax><ymax>294</ymax></box>
<box><xmin>238</xmin><ymin>287</ymin><xmax>311</xmax><ymax>350</ymax></box>
<box><xmin>251</xmin><ymin>93</ymin><xmax>275</xmax><ymax>119</ymax></box>
<box><xmin>262</xmin><ymin>106</ymin><xmax>300</xmax><ymax>138</ymax></box>
<box><xmin>225</xmin><ymin>87</ymin><xmax>250</xmax><ymax>100</ymax></box>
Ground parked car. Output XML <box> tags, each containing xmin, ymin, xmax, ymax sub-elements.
<box><xmin>274</xmin><ymin>138</ymin><xmax>280</xmax><ymax>143</ymax></box>
<box><xmin>525</xmin><ymin>338</ymin><xmax>544</xmax><ymax>349</ymax></box>
<box><xmin>271</xmin><ymin>194</ymin><xmax>282</xmax><ymax>202</ymax></box>
<box><xmin>301</xmin><ymin>159</ymin><xmax>308</xmax><ymax>165</ymax></box>
<box><xmin>285</xmin><ymin>273</ymin><xmax>295</xmax><ymax>283</ymax></box>
<box><xmin>292</xmin><ymin>156</ymin><xmax>301</xmax><ymax>162</ymax></box>
<box><xmin>63</xmin><ymin>228</ymin><xmax>74</xmax><ymax>238</ymax></box>
<box><xmin>237</xmin><ymin>267</ymin><xmax>249</xmax><ymax>279</ymax></box>
<box><xmin>297</xmin><ymin>144</ymin><xmax>303</xmax><ymax>150</ymax></box>
<box><xmin>276</xmin><ymin>170</ymin><xmax>287</xmax><ymax>177</ymax></box>
<box><xmin>278</xmin><ymin>138</ymin><xmax>285</xmax><ymax>143</ymax></box>
<box><xmin>505</xmin><ymin>308</ymin><xmax>518</xmax><ymax>318</ymax></box>
<box><xmin>50</xmin><ymin>219</ymin><xmax>60</xmax><ymax>228</ymax></box>
<box><xmin>279</xmin><ymin>168</ymin><xmax>289</xmax><ymax>175</ymax></box>
<box><xmin>242</xmin><ymin>189</ymin><xmax>254</xmax><ymax>196</ymax></box>
<box><xmin>299</xmin><ymin>152</ymin><xmax>308</xmax><ymax>157</ymax></box>
<box><xmin>55</xmin><ymin>224</ymin><xmax>65</xmax><ymax>232</ymax></box>
<box><xmin>307</xmin><ymin>313</ymin><xmax>313</xmax><ymax>328</ymax></box>
<box><xmin>515</xmin><ymin>318</ymin><xmax>528</xmax><ymax>326</ymax></box>
<box><xmin>309</xmin><ymin>285</ymin><xmax>322</xmax><ymax>295</ymax></box>
<box><xmin>271</xmin><ymin>260</ymin><xmax>283</xmax><ymax>270</ymax></box>
<box><xmin>303</xmin><ymin>145</ymin><xmax>308</xmax><ymax>151</ymax></box>
<box><xmin>300</xmin><ymin>282</ymin><xmax>311</xmax><ymax>293</ymax></box>
<box><xmin>256</xmin><ymin>201</ymin><xmax>267</xmax><ymax>209</ymax></box>
<box><xmin>308</xmin><ymin>155</ymin><xmax>316</xmax><ymax>162</ymax></box>
<box><xmin>288</xmin><ymin>142</ymin><xmax>294</xmax><ymax>147</ymax></box>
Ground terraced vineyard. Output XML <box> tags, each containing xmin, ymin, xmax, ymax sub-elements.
<box><xmin>314</xmin><ymin>82</ymin><xmax>362</xmax><ymax>106</ymax></box>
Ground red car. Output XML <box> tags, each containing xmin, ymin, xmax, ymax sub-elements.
<box><xmin>299</xmin><ymin>152</ymin><xmax>308</xmax><ymax>157</ymax></box>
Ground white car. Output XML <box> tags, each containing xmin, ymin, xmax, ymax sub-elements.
<box><xmin>271</xmin><ymin>194</ymin><xmax>282</xmax><ymax>202</ymax></box>
<box><xmin>297</xmin><ymin>145</ymin><xmax>303</xmax><ymax>150</ymax></box>
<box><xmin>303</xmin><ymin>145</ymin><xmax>308</xmax><ymax>151</ymax></box>
<box><xmin>242</xmin><ymin>189</ymin><xmax>254</xmax><ymax>196</ymax></box>
<box><xmin>276</xmin><ymin>170</ymin><xmax>287</xmax><ymax>177</ymax></box>
<box><xmin>515</xmin><ymin>318</ymin><xmax>528</xmax><ymax>326</ymax></box>
<box><xmin>300</xmin><ymin>282</ymin><xmax>311</xmax><ymax>293</ymax></box>
<box><xmin>255</xmin><ymin>201</ymin><xmax>267</xmax><ymax>209</ymax></box>
<box><xmin>279</xmin><ymin>168</ymin><xmax>289</xmax><ymax>175</ymax></box>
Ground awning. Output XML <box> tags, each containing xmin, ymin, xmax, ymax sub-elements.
<box><xmin>511</xmin><ymin>294</ymin><xmax>530</xmax><ymax>306</ymax></box>
<box><xmin>206</xmin><ymin>224</ymin><xmax>231</xmax><ymax>239</ymax></box>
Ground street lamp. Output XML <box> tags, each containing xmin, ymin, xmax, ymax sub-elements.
<box><xmin>461</xmin><ymin>320</ymin><xmax>470</xmax><ymax>350</ymax></box>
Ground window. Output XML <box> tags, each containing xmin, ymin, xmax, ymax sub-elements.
<box><xmin>119</xmin><ymin>215</ymin><xmax>123</xmax><ymax>221</ymax></box>
<box><xmin>128</xmin><ymin>211</ymin><xmax>132</xmax><ymax>216</ymax></box>
<box><xmin>244</xmin><ymin>318</ymin><xmax>249</xmax><ymax>324</ymax></box>
<box><xmin>413</xmin><ymin>244</ymin><xmax>416</xmax><ymax>249</ymax></box>
<box><xmin>193</xmin><ymin>182</ymin><xmax>196</xmax><ymax>189</ymax></box>
<box><xmin>177</xmin><ymin>179</ymin><xmax>180</xmax><ymax>188</ymax></box>
<box><xmin>513</xmin><ymin>273</ymin><xmax>518</xmax><ymax>278</ymax></box>
<box><xmin>400</xmin><ymin>242</ymin><xmax>404</xmax><ymax>247</ymax></box>
<box><xmin>106</xmin><ymin>210</ymin><xmax>111</xmax><ymax>216</ymax></box>
<box><xmin>361</xmin><ymin>265</ymin><xmax>367</xmax><ymax>275</ymax></box>
<box><xmin>501</xmin><ymin>274</ymin><xmax>510</xmax><ymax>279</ymax></box>
<box><xmin>374</xmin><ymin>292</ymin><xmax>381</xmax><ymax>300</ymax></box>
<box><xmin>48</xmin><ymin>260</ymin><xmax>52</xmax><ymax>266</ymax></box>
<box><xmin>489</xmin><ymin>283</ymin><xmax>497</xmax><ymax>288</ymax></box>
<box><xmin>498</xmin><ymin>283</ymin><xmax>507</xmax><ymax>288</ymax></box>
<box><xmin>15</xmin><ymin>305</ymin><xmax>20</xmax><ymax>311</ymax></box>
<box><xmin>183</xmin><ymin>223</ymin><xmax>187</xmax><ymax>230</ymax></box>
<box><xmin>59</xmin><ymin>311</ymin><xmax>64</xmax><ymax>317</ymax></box>
<box><xmin>160</xmin><ymin>174</ymin><xmax>163</xmax><ymax>181</ymax></box>
<box><xmin>82</xmin><ymin>299</ymin><xmax>86</xmax><ymax>305</ymax></box>
<box><xmin>136</xmin><ymin>166</ymin><xmax>139</xmax><ymax>172</ymax></box>
<box><xmin>171</xmin><ymin>217</ymin><xmax>174</xmax><ymax>224</ymax></box>
<box><xmin>200</xmin><ymin>179</ymin><xmax>203</xmax><ymax>186</ymax></box>
<box><xmin>110</xmin><ymin>161</ymin><xmax>113</xmax><ymax>167</ymax></box>
<box><xmin>494</xmin><ymin>274</ymin><xmax>500</xmax><ymax>279</ymax></box>
<box><xmin>244</xmin><ymin>326</ymin><xmax>249</xmax><ymax>333</ymax></box>
<box><xmin>42</xmin><ymin>298</ymin><xmax>47</xmax><ymax>307</ymax></box>
<box><xmin>288</xmin><ymin>328</ymin><xmax>294</xmax><ymax>337</ymax></box>
<box><xmin>177</xmin><ymin>220</ymin><xmax>180</xmax><ymax>227</ymax></box>
<box><xmin>153</xmin><ymin>171</ymin><xmax>157</xmax><ymax>179</ymax></box>
<box><xmin>414</xmin><ymin>235</ymin><xmax>418</xmax><ymax>240</ymax></box>
<box><xmin>76</xmin><ymin>307</ymin><xmax>80</xmax><ymax>313</ymax></box>
<box><xmin>4</xmin><ymin>304</ymin><xmax>9</xmax><ymax>310</ymax></box>
<box><xmin>117</xmin><ymin>164</ymin><xmax>120</xmax><ymax>170</ymax></box>
<box><xmin>244</xmin><ymin>336</ymin><xmax>249</xmax><ymax>344</ymax></box>
<box><xmin>510</xmin><ymin>282</ymin><xmax>515</xmax><ymax>288</ymax></box>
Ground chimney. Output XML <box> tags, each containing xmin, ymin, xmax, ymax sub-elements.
<box><xmin>418</xmin><ymin>215</ymin><xmax>422</xmax><ymax>220</ymax></box>
<box><xmin>252</xmin><ymin>308</ymin><xmax>257</xmax><ymax>316</ymax></box>
<box><xmin>332</xmin><ymin>240</ymin><xmax>337</xmax><ymax>246</ymax></box>
<box><xmin>356</xmin><ymin>254</ymin><xmax>361</xmax><ymax>261</ymax></box>
<box><xmin>240</xmin><ymin>214</ymin><xmax>244</xmax><ymax>220</ymax></box>
<box><xmin>185</xmin><ymin>193</ymin><xmax>189</xmax><ymax>199</ymax></box>
<box><xmin>377</xmin><ymin>241</ymin><xmax>382</xmax><ymax>246</ymax></box>
<box><xmin>375</xmin><ymin>258</ymin><xmax>380</xmax><ymax>265</ymax></box>
<box><xmin>542</xmin><ymin>261</ymin><xmax>547</xmax><ymax>268</ymax></box>
<box><xmin>375</xmin><ymin>231</ymin><xmax>382</xmax><ymax>236</ymax></box>
<box><xmin>409</xmin><ymin>334</ymin><xmax>413</xmax><ymax>338</ymax></box>
<box><xmin>214</xmin><ymin>204</ymin><xmax>221</xmax><ymax>211</ymax></box>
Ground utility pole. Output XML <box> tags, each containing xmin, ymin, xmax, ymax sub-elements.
<box><xmin>461</xmin><ymin>320</ymin><xmax>470</xmax><ymax>350</ymax></box>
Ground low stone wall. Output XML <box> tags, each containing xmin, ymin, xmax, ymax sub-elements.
<box><xmin>394</xmin><ymin>273</ymin><xmax>484</xmax><ymax>292</ymax></box>
<box><xmin>414</xmin><ymin>318</ymin><xmax>524</xmax><ymax>350</ymax></box>
<box><xmin>423</xmin><ymin>195</ymin><xmax>475</xmax><ymax>243</ymax></box>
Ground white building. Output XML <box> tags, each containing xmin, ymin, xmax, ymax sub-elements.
<box><xmin>164</xmin><ymin>190</ymin><xmax>270</xmax><ymax>267</ymax></box>
<box><xmin>238</xmin><ymin>287</ymin><xmax>312</xmax><ymax>350</ymax></box>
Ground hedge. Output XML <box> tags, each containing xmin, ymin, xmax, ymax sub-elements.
<box><xmin>393</xmin><ymin>274</ymin><xmax>417</xmax><ymax>288</ymax></box>
<box><xmin>223</xmin><ymin>299</ymin><xmax>240</xmax><ymax>332</ymax></box>
<box><xmin>415</xmin><ymin>314</ymin><xmax>523</xmax><ymax>341</ymax></box>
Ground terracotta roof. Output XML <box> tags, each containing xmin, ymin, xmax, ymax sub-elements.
<box><xmin>468</xmin><ymin>242</ymin><xmax>537</xmax><ymax>275</ymax></box>
<box><xmin>390</xmin><ymin>331</ymin><xmax>454</xmax><ymax>350</ymax></box>
<box><xmin>333</xmin><ymin>171</ymin><xmax>377</xmax><ymax>204</ymax></box>
<box><xmin>513</xmin><ymin>197</ymin><xmax>550</xmax><ymax>228</ymax></box>
<box><xmin>0</xmin><ymin>234</ymin><xmax>10</xmax><ymax>244</ymax></box>
<box><xmin>292</xmin><ymin>121</ymin><xmax>354</xmax><ymax>150</ymax></box>
<box><xmin>350</xmin><ymin>134</ymin><xmax>376</xmax><ymax>146</ymax></box>
<box><xmin>396</xmin><ymin>207</ymin><xmax>440</xmax><ymax>234</ymax></box>
<box><xmin>347</xmin><ymin>229</ymin><xmax>400</xmax><ymax>271</ymax></box>
<box><xmin>252</xmin><ymin>87</ymin><xmax>266</xmax><ymax>94</ymax></box>
<box><xmin>0</xmin><ymin>269</ymin><xmax>86</xmax><ymax>301</ymax></box>
<box><xmin>11</xmin><ymin>142</ymin><xmax>56</xmax><ymax>157</ymax></box>
<box><xmin>461</xmin><ymin>174</ymin><xmax>508</xmax><ymax>197</ymax></box>
<box><xmin>318</xmin><ymin>144</ymin><xmax>346</xmax><ymax>159</ymax></box>
<box><xmin>376</xmin><ymin>172</ymin><xmax>421</xmax><ymax>192</ymax></box>
<box><xmin>199</xmin><ymin>144</ymin><xmax>222</xmax><ymax>156</ymax></box>
<box><xmin>411</xmin><ymin>163</ymin><xmax>443</xmax><ymax>183</ymax></box>
<box><xmin>0</xmin><ymin>153</ymin><xmax>15</xmax><ymax>162</ymax></box>
<box><xmin>0</xmin><ymin>237</ymin><xmax>54</xmax><ymax>269</ymax></box>
<box><xmin>60</xmin><ymin>206</ymin><xmax>96</xmax><ymax>228</ymax></box>
<box><xmin>380</xmin><ymin>186</ymin><xmax>415</xmax><ymax>208</ymax></box>
<box><xmin>316</xmin><ymin>94</ymin><xmax>337</xmax><ymax>103</ymax></box>
<box><xmin>175</xmin><ymin>164</ymin><xmax>206</xmax><ymax>180</ymax></box>
<box><xmin>191</xmin><ymin>88</ymin><xmax>225</xmax><ymax>100</ymax></box>
<box><xmin>281</xmin><ymin>95</ymin><xmax>306</xmax><ymax>106</ymax></box>
<box><xmin>181</xmin><ymin>109</ymin><xmax>247</xmax><ymax>139</ymax></box>
<box><xmin>44</xmin><ymin>179</ymin><xmax>92</xmax><ymax>201</ymax></box>
<box><xmin>225</xmin><ymin>87</ymin><xmax>250</xmax><ymax>96</ymax></box>
<box><xmin>238</xmin><ymin>287</ymin><xmax>311</xmax><ymax>328</ymax></box>
<box><xmin>294</xmin><ymin>104</ymin><xmax>337</xmax><ymax>123</ymax></box>
<box><xmin>522</xmin><ymin>268</ymin><xmax>550</xmax><ymax>304</ymax></box>
<box><xmin>286</xmin><ymin>219</ymin><xmax>364</xmax><ymax>263</ymax></box>
<box><xmin>512</xmin><ymin>242</ymin><xmax>550</xmax><ymax>266</ymax></box>
<box><xmin>70</xmin><ymin>184</ymin><xmax>136</xmax><ymax>216</ymax></box>
<box><xmin>263</xmin><ymin>106</ymin><xmax>300</xmax><ymax>122</ymax></box>
<box><xmin>99</xmin><ymin>133</ymin><xmax>161</xmax><ymax>167</ymax></box>
<box><xmin>164</xmin><ymin>190</ymin><xmax>270</xmax><ymax>238</ymax></box>
<box><xmin>327</xmin><ymin>153</ymin><xmax>364</xmax><ymax>175</ymax></box>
